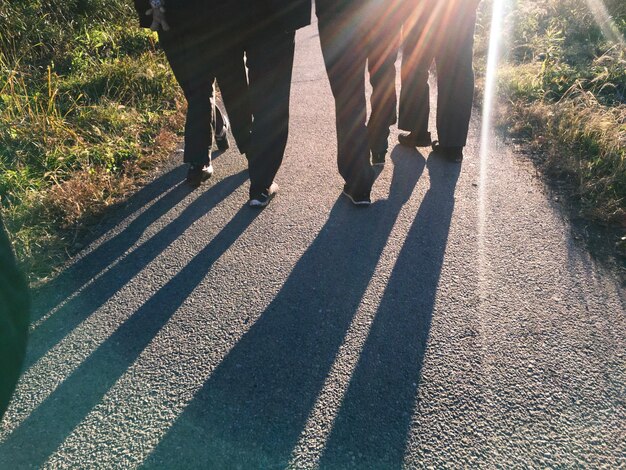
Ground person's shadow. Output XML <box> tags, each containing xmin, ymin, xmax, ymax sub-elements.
<box><xmin>142</xmin><ymin>146</ymin><xmax>426</xmax><ymax>468</ymax></box>
<box><xmin>0</xmin><ymin>171</ymin><xmax>254</xmax><ymax>468</ymax></box>
<box><xmin>318</xmin><ymin>154</ymin><xmax>462</xmax><ymax>468</ymax></box>
<box><xmin>32</xmin><ymin>147</ymin><xmax>231</xmax><ymax>323</ymax></box>
<box><xmin>30</xmin><ymin>164</ymin><xmax>188</xmax><ymax>321</ymax></box>
<box><xmin>23</xmin><ymin>170</ymin><xmax>248</xmax><ymax>371</ymax></box>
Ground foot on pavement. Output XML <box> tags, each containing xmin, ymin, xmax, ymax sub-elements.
<box><xmin>398</xmin><ymin>131</ymin><xmax>432</xmax><ymax>148</ymax></box>
<box><xmin>186</xmin><ymin>163</ymin><xmax>214</xmax><ymax>187</ymax></box>
<box><xmin>249</xmin><ymin>182</ymin><xmax>279</xmax><ymax>208</ymax></box>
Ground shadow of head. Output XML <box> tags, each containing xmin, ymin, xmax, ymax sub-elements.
<box><xmin>385</xmin><ymin>144</ymin><xmax>426</xmax><ymax>204</ymax></box>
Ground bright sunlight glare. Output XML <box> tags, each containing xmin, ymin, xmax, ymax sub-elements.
<box><xmin>584</xmin><ymin>0</ymin><xmax>626</xmax><ymax>46</ymax></box>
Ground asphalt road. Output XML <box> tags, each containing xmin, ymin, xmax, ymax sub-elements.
<box><xmin>1</xmin><ymin>21</ymin><xmax>625</xmax><ymax>469</ymax></box>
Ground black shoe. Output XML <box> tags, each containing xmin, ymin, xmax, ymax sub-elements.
<box><xmin>371</xmin><ymin>151</ymin><xmax>386</xmax><ymax>166</ymax></box>
<box><xmin>186</xmin><ymin>163</ymin><xmax>214</xmax><ymax>187</ymax></box>
<box><xmin>249</xmin><ymin>182</ymin><xmax>279</xmax><ymax>208</ymax></box>
<box><xmin>431</xmin><ymin>141</ymin><xmax>463</xmax><ymax>162</ymax></box>
<box><xmin>398</xmin><ymin>131</ymin><xmax>432</xmax><ymax>148</ymax></box>
<box><xmin>342</xmin><ymin>185</ymin><xmax>371</xmax><ymax>206</ymax></box>
<box><xmin>215</xmin><ymin>129</ymin><xmax>230</xmax><ymax>152</ymax></box>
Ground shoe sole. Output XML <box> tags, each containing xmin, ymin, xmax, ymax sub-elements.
<box><xmin>342</xmin><ymin>190</ymin><xmax>371</xmax><ymax>206</ymax></box>
<box><xmin>186</xmin><ymin>166</ymin><xmax>214</xmax><ymax>187</ymax></box>
<box><xmin>249</xmin><ymin>184</ymin><xmax>278</xmax><ymax>208</ymax></box>
<box><xmin>372</xmin><ymin>161</ymin><xmax>385</xmax><ymax>167</ymax></box>
<box><xmin>249</xmin><ymin>198</ymin><xmax>270</xmax><ymax>208</ymax></box>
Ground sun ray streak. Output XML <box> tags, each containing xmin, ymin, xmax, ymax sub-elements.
<box><xmin>478</xmin><ymin>0</ymin><xmax>506</xmax><ymax>263</ymax></box>
<box><xmin>584</xmin><ymin>0</ymin><xmax>626</xmax><ymax>47</ymax></box>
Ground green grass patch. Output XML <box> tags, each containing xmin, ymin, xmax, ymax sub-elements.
<box><xmin>0</xmin><ymin>0</ymin><xmax>183</xmax><ymax>281</ymax></box>
<box><xmin>477</xmin><ymin>0</ymin><xmax>625</xmax><ymax>227</ymax></box>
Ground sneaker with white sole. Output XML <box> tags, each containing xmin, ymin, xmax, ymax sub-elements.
<box><xmin>249</xmin><ymin>182</ymin><xmax>279</xmax><ymax>208</ymax></box>
<box><xmin>186</xmin><ymin>163</ymin><xmax>214</xmax><ymax>187</ymax></box>
<box><xmin>342</xmin><ymin>185</ymin><xmax>371</xmax><ymax>206</ymax></box>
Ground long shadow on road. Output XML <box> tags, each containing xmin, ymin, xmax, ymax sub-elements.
<box><xmin>142</xmin><ymin>147</ymin><xmax>426</xmax><ymax>468</ymax></box>
<box><xmin>30</xmin><ymin>165</ymin><xmax>188</xmax><ymax>321</ymax></box>
<box><xmin>0</xmin><ymin>203</ymin><xmax>259</xmax><ymax>468</ymax></box>
<box><xmin>22</xmin><ymin>171</ymin><xmax>247</xmax><ymax>371</ymax></box>
<box><xmin>32</xmin><ymin>148</ymin><xmax>231</xmax><ymax>323</ymax></box>
<box><xmin>318</xmin><ymin>155</ymin><xmax>461</xmax><ymax>468</ymax></box>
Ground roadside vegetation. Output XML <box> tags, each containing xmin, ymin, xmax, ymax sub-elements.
<box><xmin>0</xmin><ymin>0</ymin><xmax>182</xmax><ymax>281</ymax></box>
<box><xmin>2</xmin><ymin>0</ymin><xmax>624</xmax><ymax>282</ymax></box>
<box><xmin>476</xmin><ymin>0</ymin><xmax>625</xmax><ymax>233</ymax></box>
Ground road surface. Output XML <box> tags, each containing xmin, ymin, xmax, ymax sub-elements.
<box><xmin>0</xmin><ymin>20</ymin><xmax>624</xmax><ymax>469</ymax></box>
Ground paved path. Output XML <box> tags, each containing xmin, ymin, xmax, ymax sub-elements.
<box><xmin>1</xmin><ymin>21</ymin><xmax>625</xmax><ymax>469</ymax></box>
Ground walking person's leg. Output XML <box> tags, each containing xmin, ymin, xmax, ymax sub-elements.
<box><xmin>433</xmin><ymin>4</ymin><xmax>478</xmax><ymax>161</ymax></box>
<box><xmin>215</xmin><ymin>41</ymin><xmax>251</xmax><ymax>156</ymax></box>
<box><xmin>159</xmin><ymin>28</ymin><xmax>216</xmax><ymax>185</ymax></box>
<box><xmin>318</xmin><ymin>10</ymin><xmax>375</xmax><ymax>205</ymax></box>
<box><xmin>398</xmin><ymin>2</ymin><xmax>438</xmax><ymax>148</ymax></box>
<box><xmin>245</xmin><ymin>30</ymin><xmax>296</xmax><ymax>206</ymax></box>
<box><xmin>367</xmin><ymin>18</ymin><xmax>401</xmax><ymax>165</ymax></box>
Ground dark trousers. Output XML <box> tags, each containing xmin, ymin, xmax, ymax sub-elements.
<box><xmin>159</xmin><ymin>27</ymin><xmax>251</xmax><ymax>165</ymax></box>
<box><xmin>318</xmin><ymin>12</ymin><xmax>377</xmax><ymax>194</ymax></box>
<box><xmin>399</xmin><ymin>2</ymin><xmax>477</xmax><ymax>147</ymax></box>
<box><xmin>368</xmin><ymin>31</ymin><xmax>400</xmax><ymax>154</ymax></box>
<box><xmin>244</xmin><ymin>31</ymin><xmax>296</xmax><ymax>197</ymax></box>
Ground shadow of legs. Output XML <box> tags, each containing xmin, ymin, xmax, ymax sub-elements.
<box><xmin>318</xmin><ymin>155</ymin><xmax>461</xmax><ymax>468</ymax></box>
<box><xmin>0</xmin><ymin>205</ymin><xmax>260</xmax><ymax>468</ymax></box>
<box><xmin>23</xmin><ymin>171</ymin><xmax>247</xmax><ymax>370</ymax></box>
<box><xmin>31</xmin><ymin>165</ymin><xmax>188</xmax><ymax>321</ymax></box>
<box><xmin>143</xmin><ymin>147</ymin><xmax>425</xmax><ymax>468</ymax></box>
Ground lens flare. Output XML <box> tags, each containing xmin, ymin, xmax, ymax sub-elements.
<box><xmin>478</xmin><ymin>0</ymin><xmax>506</xmax><ymax>262</ymax></box>
<box><xmin>584</xmin><ymin>0</ymin><xmax>626</xmax><ymax>47</ymax></box>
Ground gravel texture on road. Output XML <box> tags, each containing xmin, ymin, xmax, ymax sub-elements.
<box><xmin>0</xmin><ymin>21</ymin><xmax>624</xmax><ymax>469</ymax></box>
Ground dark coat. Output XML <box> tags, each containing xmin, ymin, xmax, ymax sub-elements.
<box><xmin>133</xmin><ymin>0</ymin><xmax>311</xmax><ymax>34</ymax></box>
<box><xmin>258</xmin><ymin>0</ymin><xmax>311</xmax><ymax>32</ymax></box>
<box><xmin>0</xmin><ymin>217</ymin><xmax>29</xmax><ymax>419</ymax></box>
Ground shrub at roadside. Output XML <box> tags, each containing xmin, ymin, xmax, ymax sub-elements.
<box><xmin>477</xmin><ymin>0</ymin><xmax>625</xmax><ymax>226</ymax></box>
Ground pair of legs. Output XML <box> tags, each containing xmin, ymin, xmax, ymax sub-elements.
<box><xmin>399</xmin><ymin>1</ymin><xmax>478</xmax><ymax>156</ymax></box>
<box><xmin>243</xmin><ymin>31</ymin><xmax>296</xmax><ymax>202</ymax></box>
<box><xmin>318</xmin><ymin>6</ymin><xmax>400</xmax><ymax>201</ymax></box>
<box><xmin>317</xmin><ymin>12</ymin><xmax>373</xmax><ymax>200</ymax></box>
<box><xmin>158</xmin><ymin>25</ymin><xmax>251</xmax><ymax>181</ymax></box>
<box><xmin>367</xmin><ymin>4</ymin><xmax>404</xmax><ymax>160</ymax></box>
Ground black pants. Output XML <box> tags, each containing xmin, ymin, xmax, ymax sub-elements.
<box><xmin>399</xmin><ymin>2</ymin><xmax>477</xmax><ymax>148</ymax></box>
<box><xmin>244</xmin><ymin>31</ymin><xmax>296</xmax><ymax>198</ymax></box>
<box><xmin>318</xmin><ymin>9</ymin><xmax>394</xmax><ymax>193</ymax></box>
<box><xmin>159</xmin><ymin>27</ymin><xmax>251</xmax><ymax>165</ymax></box>
<box><xmin>367</xmin><ymin>4</ymin><xmax>402</xmax><ymax>155</ymax></box>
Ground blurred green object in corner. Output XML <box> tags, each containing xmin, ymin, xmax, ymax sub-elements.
<box><xmin>0</xmin><ymin>215</ymin><xmax>29</xmax><ymax>419</ymax></box>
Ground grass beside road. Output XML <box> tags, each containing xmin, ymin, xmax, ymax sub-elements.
<box><xmin>2</xmin><ymin>0</ymin><xmax>624</xmax><ymax>282</ymax></box>
<box><xmin>476</xmin><ymin>0</ymin><xmax>625</xmax><ymax>232</ymax></box>
<box><xmin>0</xmin><ymin>0</ymin><xmax>183</xmax><ymax>281</ymax></box>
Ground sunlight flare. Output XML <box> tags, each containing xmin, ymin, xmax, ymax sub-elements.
<box><xmin>584</xmin><ymin>0</ymin><xmax>626</xmax><ymax>46</ymax></box>
<box><xmin>478</xmin><ymin>0</ymin><xmax>506</xmax><ymax>254</ymax></box>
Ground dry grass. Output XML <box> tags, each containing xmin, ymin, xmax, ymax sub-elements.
<box><xmin>477</xmin><ymin>0</ymin><xmax>625</xmax><ymax>231</ymax></box>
